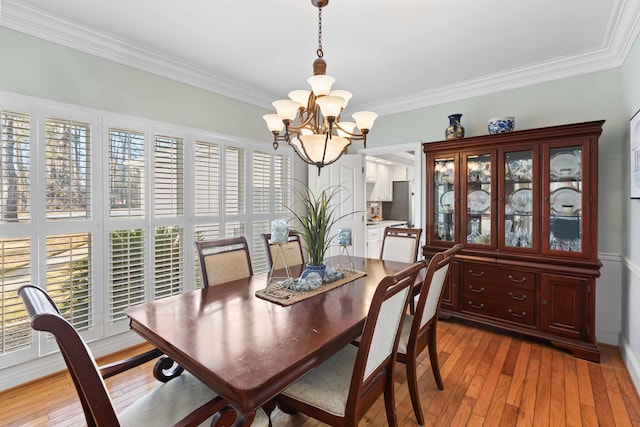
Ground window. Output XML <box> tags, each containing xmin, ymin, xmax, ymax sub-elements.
<box><xmin>45</xmin><ymin>118</ymin><xmax>91</xmax><ymax>221</ymax></box>
<box><xmin>0</xmin><ymin>93</ymin><xmax>293</xmax><ymax>368</ymax></box>
<box><xmin>109</xmin><ymin>129</ymin><xmax>145</xmax><ymax>217</ymax></box>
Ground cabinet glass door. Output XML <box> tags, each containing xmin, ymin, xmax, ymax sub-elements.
<box><xmin>465</xmin><ymin>153</ymin><xmax>492</xmax><ymax>245</ymax></box>
<box><xmin>549</xmin><ymin>146</ymin><xmax>583</xmax><ymax>253</ymax></box>
<box><xmin>433</xmin><ymin>157</ymin><xmax>455</xmax><ymax>242</ymax></box>
<box><xmin>504</xmin><ymin>150</ymin><xmax>533</xmax><ymax>248</ymax></box>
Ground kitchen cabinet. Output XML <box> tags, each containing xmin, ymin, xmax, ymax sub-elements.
<box><xmin>366</xmin><ymin>227</ymin><xmax>382</xmax><ymax>258</ymax></box>
<box><xmin>422</xmin><ymin>120</ymin><xmax>604</xmax><ymax>361</ymax></box>
<box><xmin>365</xmin><ymin>161</ymin><xmax>377</xmax><ymax>183</ymax></box>
<box><xmin>367</xmin><ymin>163</ymin><xmax>392</xmax><ymax>201</ymax></box>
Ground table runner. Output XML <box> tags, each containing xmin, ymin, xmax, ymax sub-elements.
<box><xmin>255</xmin><ymin>268</ymin><xmax>366</xmax><ymax>306</ymax></box>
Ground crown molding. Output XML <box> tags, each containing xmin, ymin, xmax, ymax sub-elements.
<box><xmin>0</xmin><ymin>0</ymin><xmax>275</xmax><ymax>109</ymax></box>
<box><xmin>2</xmin><ymin>0</ymin><xmax>639</xmax><ymax>116</ymax></box>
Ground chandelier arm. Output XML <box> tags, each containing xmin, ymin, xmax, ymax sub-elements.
<box><xmin>333</xmin><ymin>122</ymin><xmax>365</xmax><ymax>138</ymax></box>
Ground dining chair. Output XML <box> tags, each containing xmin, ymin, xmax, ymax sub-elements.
<box><xmin>379</xmin><ymin>227</ymin><xmax>423</xmax><ymax>263</ymax></box>
<box><xmin>18</xmin><ymin>284</ymin><xmax>270</xmax><ymax>427</ymax></box>
<box><xmin>274</xmin><ymin>259</ymin><xmax>425</xmax><ymax>427</ymax></box>
<box><xmin>261</xmin><ymin>231</ymin><xmax>305</xmax><ymax>271</ymax></box>
<box><xmin>195</xmin><ymin>236</ymin><xmax>253</xmax><ymax>287</ymax></box>
<box><xmin>380</xmin><ymin>227</ymin><xmax>423</xmax><ymax>313</ymax></box>
<box><xmin>396</xmin><ymin>243</ymin><xmax>463</xmax><ymax>425</ymax></box>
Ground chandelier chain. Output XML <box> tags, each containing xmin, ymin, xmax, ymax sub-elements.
<box><xmin>317</xmin><ymin>5</ymin><xmax>323</xmax><ymax>58</ymax></box>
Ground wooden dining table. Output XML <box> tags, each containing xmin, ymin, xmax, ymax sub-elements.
<box><xmin>124</xmin><ymin>256</ymin><xmax>419</xmax><ymax>424</ymax></box>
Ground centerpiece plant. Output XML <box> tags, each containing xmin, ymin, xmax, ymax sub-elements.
<box><xmin>287</xmin><ymin>184</ymin><xmax>352</xmax><ymax>272</ymax></box>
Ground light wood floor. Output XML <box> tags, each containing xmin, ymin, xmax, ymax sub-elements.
<box><xmin>2</xmin><ymin>320</ymin><xmax>639</xmax><ymax>426</ymax></box>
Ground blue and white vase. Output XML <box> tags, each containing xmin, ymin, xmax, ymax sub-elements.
<box><xmin>445</xmin><ymin>114</ymin><xmax>465</xmax><ymax>140</ymax></box>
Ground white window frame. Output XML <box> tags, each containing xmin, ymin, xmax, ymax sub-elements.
<box><xmin>0</xmin><ymin>91</ymin><xmax>293</xmax><ymax>382</ymax></box>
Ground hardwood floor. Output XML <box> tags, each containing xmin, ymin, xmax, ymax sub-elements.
<box><xmin>2</xmin><ymin>320</ymin><xmax>639</xmax><ymax>426</ymax></box>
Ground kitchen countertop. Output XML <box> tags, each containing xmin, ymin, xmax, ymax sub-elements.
<box><xmin>366</xmin><ymin>219</ymin><xmax>408</xmax><ymax>227</ymax></box>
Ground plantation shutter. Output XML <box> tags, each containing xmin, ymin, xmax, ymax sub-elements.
<box><xmin>0</xmin><ymin>111</ymin><xmax>30</xmax><ymax>223</ymax></box>
<box><xmin>109</xmin><ymin>129</ymin><xmax>145</xmax><ymax>217</ymax></box>
<box><xmin>154</xmin><ymin>135</ymin><xmax>184</xmax><ymax>217</ymax></box>
<box><xmin>194</xmin><ymin>141</ymin><xmax>221</xmax><ymax>216</ymax></box>
<box><xmin>250</xmin><ymin>151</ymin><xmax>271</xmax><ymax>271</ymax></box>
<box><xmin>154</xmin><ymin>226</ymin><xmax>184</xmax><ymax>299</ymax></box>
<box><xmin>43</xmin><ymin>117</ymin><xmax>93</xmax><ymax>331</ymax></box>
<box><xmin>45</xmin><ymin>233</ymin><xmax>92</xmax><ymax>331</ymax></box>
<box><xmin>274</xmin><ymin>154</ymin><xmax>291</xmax><ymax>213</ymax></box>
<box><xmin>0</xmin><ymin>237</ymin><xmax>31</xmax><ymax>354</ymax></box>
<box><xmin>44</xmin><ymin>118</ymin><xmax>91</xmax><ymax>221</ymax></box>
<box><xmin>0</xmin><ymin>111</ymin><xmax>32</xmax><ymax>355</ymax></box>
<box><xmin>108</xmin><ymin>229</ymin><xmax>145</xmax><ymax>322</ymax></box>
<box><xmin>224</xmin><ymin>146</ymin><xmax>245</xmax><ymax>216</ymax></box>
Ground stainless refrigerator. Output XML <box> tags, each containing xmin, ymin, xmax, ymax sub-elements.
<box><xmin>382</xmin><ymin>181</ymin><xmax>414</xmax><ymax>227</ymax></box>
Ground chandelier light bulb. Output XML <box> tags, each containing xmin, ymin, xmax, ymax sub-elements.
<box><xmin>352</xmin><ymin>111</ymin><xmax>379</xmax><ymax>131</ymax></box>
<box><xmin>289</xmin><ymin>137</ymin><xmax>311</xmax><ymax>163</ymax></box>
<box><xmin>307</xmin><ymin>75</ymin><xmax>336</xmax><ymax>96</ymax></box>
<box><xmin>298</xmin><ymin>134</ymin><xmax>350</xmax><ymax>165</ymax></box>
<box><xmin>315</xmin><ymin>95</ymin><xmax>344</xmax><ymax>119</ymax></box>
<box><xmin>272</xmin><ymin>99</ymin><xmax>301</xmax><ymax>121</ymax></box>
<box><xmin>288</xmin><ymin>90</ymin><xmax>311</xmax><ymax>108</ymax></box>
<box><xmin>328</xmin><ymin>90</ymin><xmax>352</xmax><ymax>109</ymax></box>
<box><xmin>263</xmin><ymin>114</ymin><xmax>284</xmax><ymax>133</ymax></box>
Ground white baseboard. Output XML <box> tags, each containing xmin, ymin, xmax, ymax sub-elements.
<box><xmin>620</xmin><ymin>335</ymin><xmax>640</xmax><ymax>396</ymax></box>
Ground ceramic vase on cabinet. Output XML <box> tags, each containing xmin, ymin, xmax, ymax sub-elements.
<box><xmin>445</xmin><ymin>113</ymin><xmax>465</xmax><ymax>140</ymax></box>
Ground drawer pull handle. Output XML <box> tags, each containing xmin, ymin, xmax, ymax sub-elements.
<box><xmin>469</xmin><ymin>285</ymin><xmax>485</xmax><ymax>293</ymax></box>
<box><xmin>508</xmin><ymin>275</ymin><xmax>527</xmax><ymax>283</ymax></box>
<box><xmin>508</xmin><ymin>309</ymin><xmax>527</xmax><ymax>318</ymax></box>
<box><xmin>468</xmin><ymin>301</ymin><xmax>485</xmax><ymax>309</ymax></box>
<box><xmin>508</xmin><ymin>292</ymin><xmax>527</xmax><ymax>301</ymax></box>
<box><xmin>468</xmin><ymin>270</ymin><xmax>485</xmax><ymax>277</ymax></box>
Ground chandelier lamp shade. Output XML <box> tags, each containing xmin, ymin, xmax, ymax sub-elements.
<box><xmin>263</xmin><ymin>0</ymin><xmax>378</xmax><ymax>174</ymax></box>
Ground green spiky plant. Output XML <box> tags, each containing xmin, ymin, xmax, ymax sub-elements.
<box><xmin>287</xmin><ymin>185</ymin><xmax>353</xmax><ymax>267</ymax></box>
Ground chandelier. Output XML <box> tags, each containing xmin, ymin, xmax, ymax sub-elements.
<box><xmin>263</xmin><ymin>0</ymin><xmax>378</xmax><ymax>174</ymax></box>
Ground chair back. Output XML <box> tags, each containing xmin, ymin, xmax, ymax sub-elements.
<box><xmin>380</xmin><ymin>227</ymin><xmax>422</xmax><ymax>263</ymax></box>
<box><xmin>346</xmin><ymin>260</ymin><xmax>425</xmax><ymax>417</ymax></box>
<box><xmin>415</xmin><ymin>244</ymin><xmax>463</xmax><ymax>330</ymax></box>
<box><xmin>195</xmin><ymin>236</ymin><xmax>253</xmax><ymax>287</ymax></box>
<box><xmin>261</xmin><ymin>232</ymin><xmax>305</xmax><ymax>271</ymax></box>
<box><xmin>19</xmin><ymin>284</ymin><xmax>120</xmax><ymax>426</ymax></box>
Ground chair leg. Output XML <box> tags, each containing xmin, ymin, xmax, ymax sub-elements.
<box><xmin>383</xmin><ymin>372</ymin><xmax>399</xmax><ymax>427</ymax></box>
<box><xmin>406</xmin><ymin>354</ymin><xmax>425</xmax><ymax>425</ymax></box>
<box><xmin>428</xmin><ymin>325</ymin><xmax>444</xmax><ymax>391</ymax></box>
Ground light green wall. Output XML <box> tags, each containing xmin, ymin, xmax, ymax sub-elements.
<box><xmin>368</xmin><ymin>70</ymin><xmax>627</xmax><ymax>254</ymax></box>
<box><xmin>0</xmin><ymin>27</ymin><xmax>270</xmax><ymax>141</ymax></box>
<box><xmin>620</xmin><ymin>30</ymin><xmax>640</xmax><ymax>387</ymax></box>
<box><xmin>622</xmin><ymin>33</ymin><xmax>640</xmax><ymax>263</ymax></box>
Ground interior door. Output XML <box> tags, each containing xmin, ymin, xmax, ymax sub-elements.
<box><xmin>308</xmin><ymin>154</ymin><xmax>365</xmax><ymax>258</ymax></box>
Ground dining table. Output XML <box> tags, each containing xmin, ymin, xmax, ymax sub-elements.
<box><xmin>124</xmin><ymin>256</ymin><xmax>420</xmax><ymax>425</ymax></box>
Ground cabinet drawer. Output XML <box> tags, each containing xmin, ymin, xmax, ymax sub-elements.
<box><xmin>494</xmin><ymin>270</ymin><xmax>535</xmax><ymax>290</ymax></box>
<box><xmin>463</xmin><ymin>263</ymin><xmax>535</xmax><ymax>291</ymax></box>
<box><xmin>463</xmin><ymin>263</ymin><xmax>500</xmax><ymax>283</ymax></box>
<box><xmin>462</xmin><ymin>292</ymin><xmax>535</xmax><ymax>326</ymax></box>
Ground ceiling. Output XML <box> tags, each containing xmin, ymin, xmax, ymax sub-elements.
<box><xmin>1</xmin><ymin>0</ymin><xmax>640</xmax><ymax>117</ymax></box>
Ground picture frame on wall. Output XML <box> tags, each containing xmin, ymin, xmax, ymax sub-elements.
<box><xmin>631</xmin><ymin>109</ymin><xmax>640</xmax><ymax>198</ymax></box>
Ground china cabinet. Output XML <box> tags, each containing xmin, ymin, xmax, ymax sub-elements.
<box><xmin>422</xmin><ymin>120</ymin><xmax>604</xmax><ymax>361</ymax></box>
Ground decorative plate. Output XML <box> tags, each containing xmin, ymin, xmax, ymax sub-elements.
<box><xmin>440</xmin><ymin>190</ymin><xmax>454</xmax><ymax>212</ymax></box>
<box><xmin>550</xmin><ymin>187</ymin><xmax>582</xmax><ymax>214</ymax></box>
<box><xmin>550</xmin><ymin>152</ymin><xmax>580</xmax><ymax>179</ymax></box>
<box><xmin>439</xmin><ymin>162</ymin><xmax>455</xmax><ymax>184</ymax></box>
<box><xmin>467</xmin><ymin>189</ymin><xmax>490</xmax><ymax>213</ymax></box>
<box><xmin>509</xmin><ymin>188</ymin><xmax>533</xmax><ymax>214</ymax></box>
